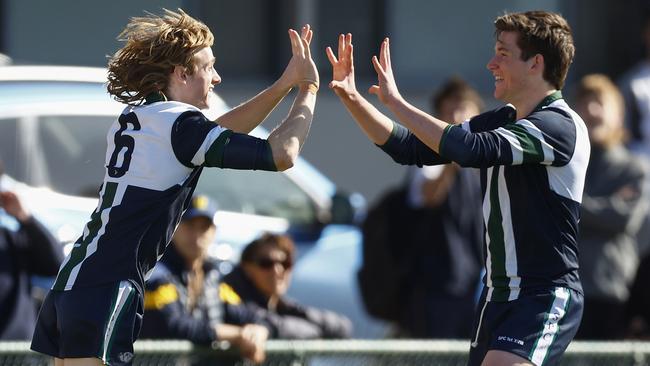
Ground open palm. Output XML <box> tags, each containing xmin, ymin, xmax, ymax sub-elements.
<box><xmin>326</xmin><ymin>33</ymin><xmax>357</xmax><ymax>96</ymax></box>
<box><xmin>369</xmin><ymin>37</ymin><xmax>401</xmax><ymax>105</ymax></box>
<box><xmin>280</xmin><ymin>24</ymin><xmax>319</xmax><ymax>88</ymax></box>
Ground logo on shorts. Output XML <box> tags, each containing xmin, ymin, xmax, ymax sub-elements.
<box><xmin>118</xmin><ymin>352</ymin><xmax>134</xmax><ymax>363</ymax></box>
<box><xmin>497</xmin><ymin>335</ymin><xmax>524</xmax><ymax>346</ymax></box>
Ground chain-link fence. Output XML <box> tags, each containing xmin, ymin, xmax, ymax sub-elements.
<box><xmin>2</xmin><ymin>340</ymin><xmax>649</xmax><ymax>365</ymax></box>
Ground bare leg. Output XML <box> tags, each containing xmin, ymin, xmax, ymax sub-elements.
<box><xmin>482</xmin><ymin>350</ymin><xmax>533</xmax><ymax>366</ymax></box>
<box><xmin>54</xmin><ymin>358</ymin><xmax>64</xmax><ymax>366</ymax></box>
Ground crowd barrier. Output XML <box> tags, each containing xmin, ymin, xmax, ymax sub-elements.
<box><xmin>1</xmin><ymin>339</ymin><xmax>649</xmax><ymax>365</ymax></box>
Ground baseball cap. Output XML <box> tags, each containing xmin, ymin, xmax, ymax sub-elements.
<box><xmin>183</xmin><ymin>194</ymin><xmax>218</xmax><ymax>221</ymax></box>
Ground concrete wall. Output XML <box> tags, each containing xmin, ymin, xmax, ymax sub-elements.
<box><xmin>5</xmin><ymin>0</ymin><xmax>184</xmax><ymax>66</ymax></box>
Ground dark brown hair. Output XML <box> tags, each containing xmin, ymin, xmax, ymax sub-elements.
<box><xmin>494</xmin><ymin>11</ymin><xmax>574</xmax><ymax>89</ymax></box>
<box><xmin>431</xmin><ymin>77</ymin><xmax>484</xmax><ymax>115</ymax></box>
<box><xmin>241</xmin><ymin>233</ymin><xmax>296</xmax><ymax>265</ymax></box>
<box><xmin>107</xmin><ymin>9</ymin><xmax>213</xmax><ymax>105</ymax></box>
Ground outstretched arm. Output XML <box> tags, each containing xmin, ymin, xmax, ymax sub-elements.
<box><xmin>327</xmin><ymin>34</ymin><xmax>448</xmax><ymax>166</ymax></box>
<box><xmin>216</xmin><ymin>25</ymin><xmax>316</xmax><ymax>134</ymax></box>
<box><xmin>369</xmin><ymin>38</ymin><xmax>450</xmax><ymax>153</ymax></box>
<box><xmin>266</xmin><ymin>27</ymin><xmax>319</xmax><ymax>171</ymax></box>
<box><xmin>326</xmin><ymin>33</ymin><xmax>394</xmax><ymax>145</ymax></box>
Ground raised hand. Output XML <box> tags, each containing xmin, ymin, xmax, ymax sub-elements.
<box><xmin>279</xmin><ymin>24</ymin><xmax>319</xmax><ymax>90</ymax></box>
<box><xmin>326</xmin><ymin>33</ymin><xmax>357</xmax><ymax>97</ymax></box>
<box><xmin>369</xmin><ymin>38</ymin><xmax>402</xmax><ymax>105</ymax></box>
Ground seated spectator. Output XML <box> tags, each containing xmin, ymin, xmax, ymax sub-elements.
<box><xmin>221</xmin><ymin>233</ymin><xmax>352</xmax><ymax>339</ymax></box>
<box><xmin>140</xmin><ymin>195</ymin><xmax>268</xmax><ymax>364</ymax></box>
<box><xmin>0</xmin><ymin>160</ymin><xmax>63</xmax><ymax>340</ymax></box>
<box><xmin>574</xmin><ymin>74</ymin><xmax>649</xmax><ymax>339</ymax></box>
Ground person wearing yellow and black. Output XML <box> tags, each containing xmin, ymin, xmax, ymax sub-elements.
<box><xmin>140</xmin><ymin>195</ymin><xmax>269</xmax><ymax>363</ymax></box>
<box><xmin>221</xmin><ymin>233</ymin><xmax>352</xmax><ymax>339</ymax></box>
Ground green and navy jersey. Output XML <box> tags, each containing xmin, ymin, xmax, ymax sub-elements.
<box><xmin>380</xmin><ymin>92</ymin><xmax>590</xmax><ymax>301</ymax></box>
<box><xmin>52</xmin><ymin>100</ymin><xmax>272</xmax><ymax>295</ymax></box>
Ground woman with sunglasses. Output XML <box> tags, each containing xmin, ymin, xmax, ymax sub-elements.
<box><xmin>221</xmin><ymin>233</ymin><xmax>352</xmax><ymax>339</ymax></box>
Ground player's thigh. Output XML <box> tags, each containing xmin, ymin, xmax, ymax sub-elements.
<box><xmin>482</xmin><ymin>350</ymin><xmax>533</xmax><ymax>366</ymax></box>
<box><xmin>54</xmin><ymin>358</ymin><xmax>64</xmax><ymax>366</ymax></box>
<box><xmin>471</xmin><ymin>287</ymin><xmax>582</xmax><ymax>366</ymax></box>
<box><xmin>62</xmin><ymin>357</ymin><xmax>104</xmax><ymax>366</ymax></box>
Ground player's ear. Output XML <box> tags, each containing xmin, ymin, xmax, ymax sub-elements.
<box><xmin>171</xmin><ymin>65</ymin><xmax>188</xmax><ymax>83</ymax></box>
<box><xmin>529</xmin><ymin>54</ymin><xmax>544</xmax><ymax>74</ymax></box>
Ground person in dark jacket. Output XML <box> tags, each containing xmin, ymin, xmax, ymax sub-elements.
<box><xmin>221</xmin><ymin>233</ymin><xmax>352</xmax><ymax>339</ymax></box>
<box><xmin>140</xmin><ymin>195</ymin><xmax>269</xmax><ymax>363</ymax></box>
<box><xmin>573</xmin><ymin>74</ymin><xmax>649</xmax><ymax>339</ymax></box>
<box><xmin>627</xmin><ymin>253</ymin><xmax>650</xmax><ymax>339</ymax></box>
<box><xmin>0</xmin><ymin>161</ymin><xmax>63</xmax><ymax>340</ymax></box>
<box><xmin>358</xmin><ymin>77</ymin><xmax>484</xmax><ymax>338</ymax></box>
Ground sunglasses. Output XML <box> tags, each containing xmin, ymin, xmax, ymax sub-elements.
<box><xmin>253</xmin><ymin>257</ymin><xmax>293</xmax><ymax>270</ymax></box>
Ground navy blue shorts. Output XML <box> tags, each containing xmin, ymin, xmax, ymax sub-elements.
<box><xmin>31</xmin><ymin>280</ymin><xmax>143</xmax><ymax>366</ymax></box>
<box><xmin>467</xmin><ymin>286</ymin><xmax>583</xmax><ymax>366</ymax></box>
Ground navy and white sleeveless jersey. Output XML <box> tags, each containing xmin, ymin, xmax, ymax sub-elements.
<box><xmin>52</xmin><ymin>100</ymin><xmax>268</xmax><ymax>295</ymax></box>
<box><xmin>380</xmin><ymin>91</ymin><xmax>590</xmax><ymax>302</ymax></box>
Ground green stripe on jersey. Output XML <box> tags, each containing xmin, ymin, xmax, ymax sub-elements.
<box><xmin>439</xmin><ymin>124</ymin><xmax>455</xmax><ymax>154</ymax></box>
<box><xmin>53</xmin><ymin>182</ymin><xmax>118</xmax><ymax>291</ymax></box>
<box><xmin>487</xmin><ymin>166</ymin><xmax>509</xmax><ymax>301</ymax></box>
<box><xmin>507</xmin><ymin>124</ymin><xmax>545</xmax><ymax>164</ymax></box>
<box><xmin>204</xmin><ymin>130</ymin><xmax>233</xmax><ymax>167</ymax></box>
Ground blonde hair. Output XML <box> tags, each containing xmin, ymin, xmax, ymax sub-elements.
<box><xmin>107</xmin><ymin>9</ymin><xmax>214</xmax><ymax>105</ymax></box>
<box><xmin>575</xmin><ymin>74</ymin><xmax>626</xmax><ymax>147</ymax></box>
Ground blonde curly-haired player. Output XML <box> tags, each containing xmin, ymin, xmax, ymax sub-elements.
<box><xmin>31</xmin><ymin>9</ymin><xmax>318</xmax><ymax>366</ymax></box>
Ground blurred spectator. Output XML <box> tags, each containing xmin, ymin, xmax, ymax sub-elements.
<box><xmin>357</xmin><ymin>77</ymin><xmax>484</xmax><ymax>338</ymax></box>
<box><xmin>574</xmin><ymin>74</ymin><xmax>649</xmax><ymax>340</ymax></box>
<box><xmin>221</xmin><ymin>233</ymin><xmax>352</xmax><ymax>339</ymax></box>
<box><xmin>619</xmin><ymin>14</ymin><xmax>650</xmax><ymax>158</ymax></box>
<box><xmin>626</xmin><ymin>253</ymin><xmax>650</xmax><ymax>339</ymax></box>
<box><xmin>0</xmin><ymin>159</ymin><xmax>63</xmax><ymax>340</ymax></box>
<box><xmin>140</xmin><ymin>195</ymin><xmax>268</xmax><ymax>363</ymax></box>
<box><xmin>619</xmin><ymin>13</ymin><xmax>650</xmax><ymax>340</ymax></box>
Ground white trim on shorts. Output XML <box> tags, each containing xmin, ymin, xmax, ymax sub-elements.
<box><xmin>101</xmin><ymin>281</ymin><xmax>136</xmax><ymax>364</ymax></box>
<box><xmin>529</xmin><ymin>287</ymin><xmax>571</xmax><ymax>365</ymax></box>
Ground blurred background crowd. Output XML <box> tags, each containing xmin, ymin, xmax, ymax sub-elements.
<box><xmin>1</xmin><ymin>0</ymin><xmax>650</xmax><ymax>361</ymax></box>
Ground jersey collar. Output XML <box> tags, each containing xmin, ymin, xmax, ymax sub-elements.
<box><xmin>532</xmin><ymin>90</ymin><xmax>563</xmax><ymax>113</ymax></box>
<box><xmin>144</xmin><ymin>91</ymin><xmax>167</xmax><ymax>105</ymax></box>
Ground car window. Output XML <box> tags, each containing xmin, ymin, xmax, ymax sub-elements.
<box><xmin>35</xmin><ymin>115</ymin><xmax>113</xmax><ymax>196</ymax></box>
<box><xmin>196</xmin><ymin>168</ymin><xmax>318</xmax><ymax>227</ymax></box>
<box><xmin>0</xmin><ymin>118</ymin><xmax>20</xmax><ymax>177</ymax></box>
<box><xmin>1</xmin><ymin>115</ymin><xmax>318</xmax><ymax>226</ymax></box>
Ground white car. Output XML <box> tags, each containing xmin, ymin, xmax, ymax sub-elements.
<box><xmin>0</xmin><ymin>65</ymin><xmax>387</xmax><ymax>338</ymax></box>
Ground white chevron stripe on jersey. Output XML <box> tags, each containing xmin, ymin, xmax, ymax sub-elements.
<box><xmin>494</xmin><ymin>128</ymin><xmax>524</xmax><ymax>164</ymax></box>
